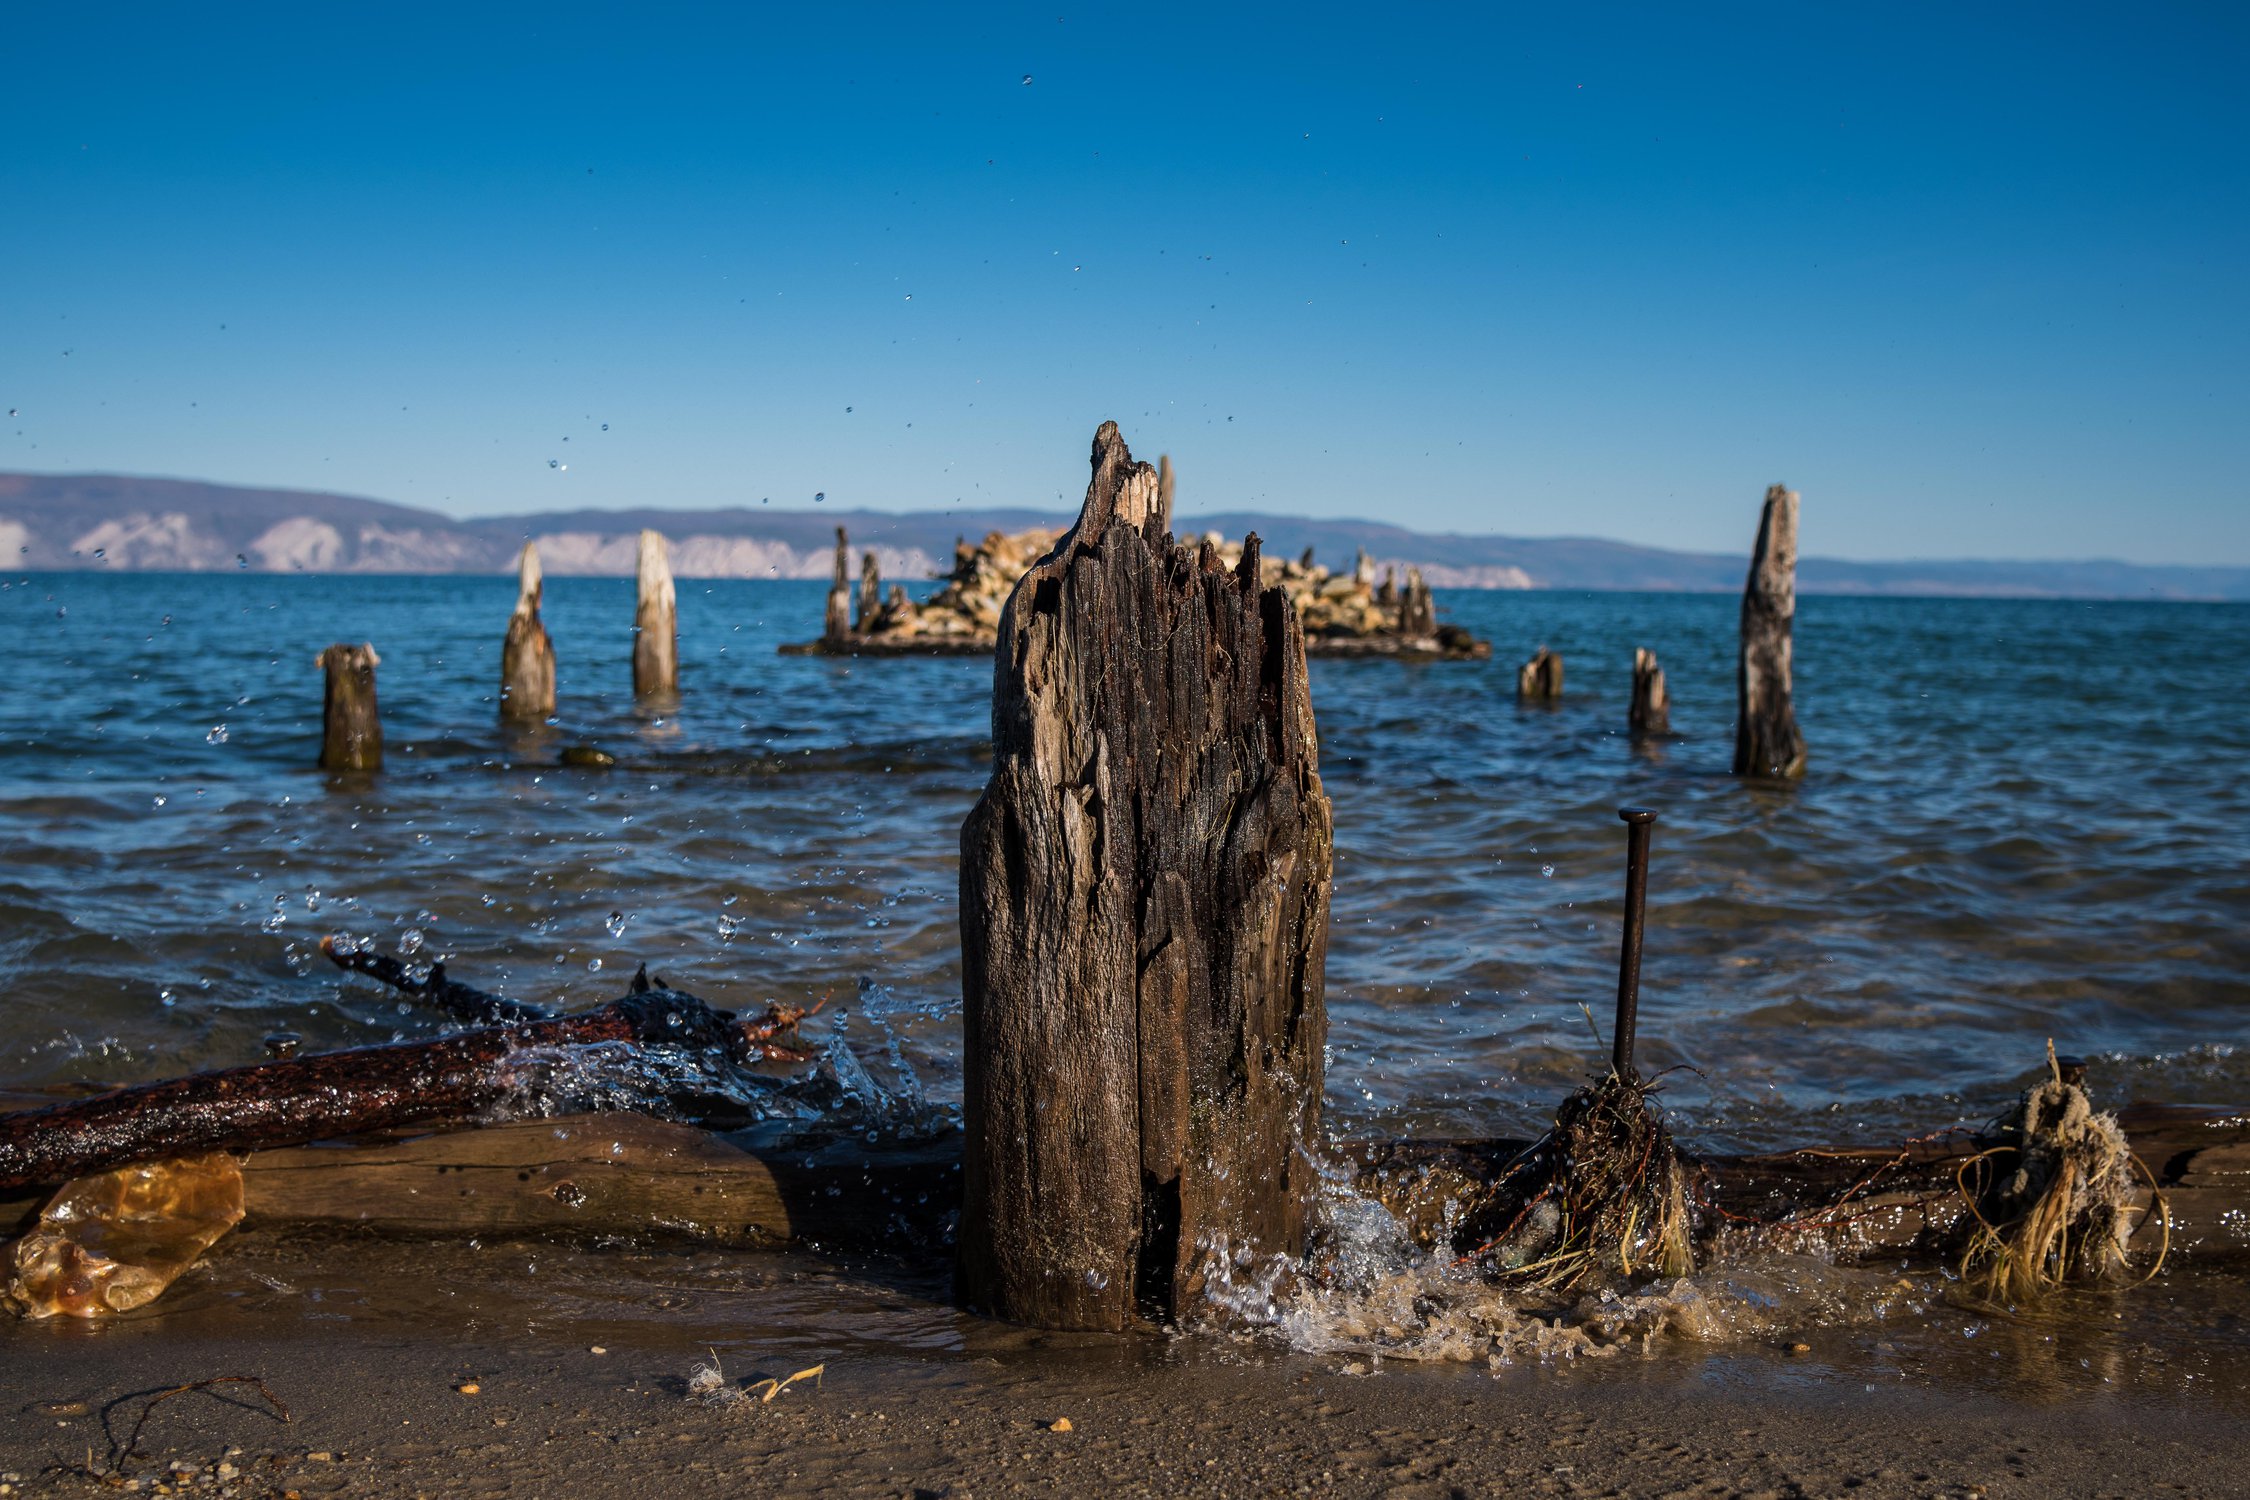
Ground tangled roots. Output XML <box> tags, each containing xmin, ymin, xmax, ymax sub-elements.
<box><xmin>1466</xmin><ymin>1072</ymin><xmax>1695</xmax><ymax>1291</ymax></box>
<box><xmin>1959</xmin><ymin>1049</ymin><xmax>2152</xmax><ymax>1303</ymax></box>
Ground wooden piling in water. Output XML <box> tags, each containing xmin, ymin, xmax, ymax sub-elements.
<box><xmin>1734</xmin><ymin>485</ymin><xmax>1807</xmax><ymax>778</ymax></box>
<box><xmin>315</xmin><ymin>643</ymin><xmax>382</xmax><ymax>772</ymax></box>
<box><xmin>1518</xmin><ymin>646</ymin><xmax>1563</xmax><ymax>701</ymax></box>
<box><xmin>1630</xmin><ymin>647</ymin><xmax>1670</xmax><ymax>737</ymax></box>
<box><xmin>499</xmin><ymin>543</ymin><xmax>556</xmax><ymax>722</ymax></box>
<box><xmin>857</xmin><ymin>550</ymin><xmax>881</xmax><ymax>632</ymax></box>
<box><xmin>1398</xmin><ymin>567</ymin><xmax>1436</xmax><ymax>637</ymax></box>
<box><xmin>823</xmin><ymin>528</ymin><xmax>851</xmax><ymax>647</ymax></box>
<box><xmin>957</xmin><ymin>421</ymin><xmax>1334</xmax><ymax>1332</ymax></box>
<box><xmin>633</xmin><ymin>530</ymin><xmax>678</xmax><ymax>699</ymax></box>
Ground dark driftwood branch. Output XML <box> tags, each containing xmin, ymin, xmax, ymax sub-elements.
<box><xmin>0</xmin><ymin>949</ymin><xmax>814</xmax><ymax>1196</ymax></box>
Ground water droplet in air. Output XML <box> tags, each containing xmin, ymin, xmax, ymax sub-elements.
<box><xmin>236</xmin><ymin>555</ymin><xmax>248</xmax><ymax>569</ymax></box>
<box><xmin>601</xmin><ymin>422</ymin><xmax>609</xmax><ymax>430</ymax></box>
<box><xmin>845</xmin><ymin>406</ymin><xmax>853</xmax><ymax>413</ymax></box>
<box><xmin>813</xmin><ymin>492</ymin><xmax>825</xmax><ymax>504</ymax></box>
<box><xmin>1021</xmin><ymin>74</ymin><xmax>1033</xmax><ymax>85</ymax></box>
<box><xmin>152</xmin><ymin>794</ymin><xmax>167</xmax><ymax>808</ymax></box>
<box><xmin>717</xmin><ymin>914</ymin><xmax>741</xmax><ymax>941</ymax></box>
<box><xmin>1540</xmin><ymin>864</ymin><xmax>1555</xmax><ymax>878</ymax></box>
<box><xmin>400</xmin><ymin>928</ymin><xmax>425</xmax><ymax>955</ymax></box>
<box><xmin>587</xmin><ymin>957</ymin><xmax>603</xmax><ymax>972</ymax></box>
<box><xmin>606</xmin><ymin>910</ymin><xmax>628</xmax><ymax>938</ymax></box>
<box><xmin>548</xmin><ymin>459</ymin><xmax>561</xmax><ymax>469</ymax></box>
<box><xmin>92</xmin><ymin>548</ymin><xmax>105</xmax><ymax>559</ymax></box>
<box><xmin>205</xmin><ymin>724</ymin><xmax>228</xmax><ymax>744</ymax></box>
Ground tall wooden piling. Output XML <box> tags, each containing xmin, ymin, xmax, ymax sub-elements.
<box><xmin>958</xmin><ymin>421</ymin><xmax>1334</xmax><ymax>1332</ymax></box>
<box><xmin>633</xmin><ymin>530</ymin><xmax>678</xmax><ymax>699</ymax></box>
<box><xmin>823</xmin><ymin>528</ymin><xmax>851</xmax><ymax>647</ymax></box>
<box><xmin>857</xmin><ymin>550</ymin><xmax>881</xmax><ymax>632</ymax></box>
<box><xmin>1630</xmin><ymin>648</ymin><xmax>1670</xmax><ymax>737</ymax></box>
<box><xmin>1733</xmin><ymin>485</ymin><xmax>1807</xmax><ymax>778</ymax></box>
<box><xmin>499</xmin><ymin>543</ymin><xmax>556</xmax><ymax>722</ymax></box>
<box><xmin>1518</xmin><ymin>646</ymin><xmax>1563</xmax><ymax>701</ymax></box>
<box><xmin>315</xmin><ymin>643</ymin><xmax>382</xmax><ymax>772</ymax></box>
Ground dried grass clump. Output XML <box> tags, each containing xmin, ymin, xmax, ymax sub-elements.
<box><xmin>684</xmin><ymin>1349</ymin><xmax>827</xmax><ymax>1408</ymax></box>
<box><xmin>1464</xmin><ymin>1071</ymin><xmax>1695</xmax><ymax>1291</ymax></box>
<box><xmin>1957</xmin><ymin>1045</ymin><xmax>2164</xmax><ymax>1304</ymax></box>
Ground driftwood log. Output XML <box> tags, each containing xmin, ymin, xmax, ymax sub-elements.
<box><xmin>8</xmin><ymin>1103</ymin><xmax>2238</xmax><ymax>1273</ymax></box>
<box><xmin>1518</xmin><ymin>647</ymin><xmax>1564</xmax><ymax>702</ymax></box>
<box><xmin>315</xmin><ymin>643</ymin><xmax>382</xmax><ymax>772</ymax></box>
<box><xmin>0</xmin><ymin>944</ymin><xmax>813</xmax><ymax>1197</ymax></box>
<box><xmin>633</xmin><ymin>529</ymin><xmax>678</xmax><ymax>699</ymax></box>
<box><xmin>958</xmin><ymin>421</ymin><xmax>1334</xmax><ymax>1331</ymax></box>
<box><xmin>500</xmin><ymin>542</ymin><xmax>557</xmax><ymax>722</ymax></box>
<box><xmin>1735</xmin><ymin>484</ymin><xmax>1806</xmax><ymax>778</ymax></box>
<box><xmin>823</xmin><ymin>528</ymin><xmax>851</xmax><ymax>647</ymax></box>
<box><xmin>1630</xmin><ymin>648</ymin><xmax>1670</xmax><ymax>737</ymax></box>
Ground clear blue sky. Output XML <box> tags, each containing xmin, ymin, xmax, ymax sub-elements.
<box><xmin>3</xmin><ymin>3</ymin><xmax>2244</xmax><ymax>563</ymax></box>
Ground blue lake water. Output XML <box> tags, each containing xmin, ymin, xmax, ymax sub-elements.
<box><xmin>2</xmin><ymin>571</ymin><xmax>2246</xmax><ymax>1156</ymax></box>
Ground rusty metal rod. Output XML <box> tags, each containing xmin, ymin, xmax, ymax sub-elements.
<box><xmin>1612</xmin><ymin>806</ymin><xmax>1658</xmax><ymax>1078</ymax></box>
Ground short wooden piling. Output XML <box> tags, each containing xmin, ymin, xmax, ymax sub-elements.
<box><xmin>315</xmin><ymin>643</ymin><xmax>382</xmax><ymax>772</ymax></box>
<box><xmin>1518</xmin><ymin>646</ymin><xmax>1563</xmax><ymax>701</ymax></box>
<box><xmin>1630</xmin><ymin>648</ymin><xmax>1670</xmax><ymax>737</ymax></box>
<box><xmin>823</xmin><ymin>528</ymin><xmax>851</xmax><ymax>647</ymax></box>
<box><xmin>633</xmin><ymin>530</ymin><xmax>678</xmax><ymax>699</ymax></box>
<box><xmin>958</xmin><ymin>421</ymin><xmax>1333</xmax><ymax>1332</ymax></box>
<box><xmin>1397</xmin><ymin>567</ymin><xmax>1436</xmax><ymax>637</ymax></box>
<box><xmin>1734</xmin><ymin>485</ymin><xmax>1807</xmax><ymax>778</ymax></box>
<box><xmin>499</xmin><ymin>543</ymin><xmax>556</xmax><ymax>722</ymax></box>
<box><xmin>857</xmin><ymin>550</ymin><xmax>881</xmax><ymax>632</ymax></box>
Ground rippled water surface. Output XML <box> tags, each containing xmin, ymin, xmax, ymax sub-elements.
<box><xmin>3</xmin><ymin>571</ymin><xmax>2247</xmax><ymax>1158</ymax></box>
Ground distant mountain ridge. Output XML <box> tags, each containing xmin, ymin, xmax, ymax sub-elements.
<box><xmin>3</xmin><ymin>471</ymin><xmax>2244</xmax><ymax>600</ymax></box>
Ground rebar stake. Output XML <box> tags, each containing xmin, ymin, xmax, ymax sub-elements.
<box><xmin>1612</xmin><ymin>807</ymin><xmax>1658</xmax><ymax>1079</ymax></box>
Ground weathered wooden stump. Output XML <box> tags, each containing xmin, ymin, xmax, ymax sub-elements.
<box><xmin>957</xmin><ymin>421</ymin><xmax>1334</xmax><ymax>1332</ymax></box>
<box><xmin>499</xmin><ymin>543</ymin><xmax>556</xmax><ymax>722</ymax></box>
<box><xmin>1630</xmin><ymin>648</ymin><xmax>1670</xmax><ymax>737</ymax></box>
<box><xmin>315</xmin><ymin>643</ymin><xmax>382</xmax><ymax>772</ymax></box>
<box><xmin>856</xmin><ymin>550</ymin><xmax>881</xmax><ymax>631</ymax></box>
<box><xmin>1734</xmin><ymin>485</ymin><xmax>1807</xmax><ymax>778</ymax></box>
<box><xmin>633</xmin><ymin>530</ymin><xmax>678</xmax><ymax>699</ymax></box>
<box><xmin>1518</xmin><ymin>646</ymin><xmax>1564</xmax><ymax>701</ymax></box>
<box><xmin>823</xmin><ymin>527</ymin><xmax>851</xmax><ymax>647</ymax></box>
<box><xmin>1397</xmin><ymin>567</ymin><xmax>1436</xmax><ymax>637</ymax></box>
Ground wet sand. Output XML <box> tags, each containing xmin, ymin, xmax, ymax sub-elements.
<box><xmin>2</xmin><ymin>1234</ymin><xmax>2244</xmax><ymax>1499</ymax></box>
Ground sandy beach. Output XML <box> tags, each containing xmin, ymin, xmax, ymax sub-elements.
<box><xmin>3</xmin><ymin>1231</ymin><xmax>2245</xmax><ymax>1499</ymax></box>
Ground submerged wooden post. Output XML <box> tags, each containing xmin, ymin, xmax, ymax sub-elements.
<box><xmin>499</xmin><ymin>543</ymin><xmax>556</xmax><ymax>722</ymax></box>
<box><xmin>958</xmin><ymin>422</ymin><xmax>1333</xmax><ymax>1332</ymax></box>
<box><xmin>823</xmin><ymin>528</ymin><xmax>851</xmax><ymax>647</ymax></box>
<box><xmin>857</xmin><ymin>550</ymin><xmax>881</xmax><ymax>631</ymax></box>
<box><xmin>1734</xmin><ymin>485</ymin><xmax>1807</xmax><ymax>778</ymax></box>
<box><xmin>1517</xmin><ymin>646</ymin><xmax>1563</xmax><ymax>701</ymax></box>
<box><xmin>633</xmin><ymin>530</ymin><xmax>678</xmax><ymax>699</ymax></box>
<box><xmin>1630</xmin><ymin>648</ymin><xmax>1670</xmax><ymax>737</ymax></box>
<box><xmin>315</xmin><ymin>643</ymin><xmax>382</xmax><ymax>772</ymax></box>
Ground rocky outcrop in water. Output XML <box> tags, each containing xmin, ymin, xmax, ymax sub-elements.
<box><xmin>791</xmin><ymin>529</ymin><xmax>1489</xmax><ymax>659</ymax></box>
